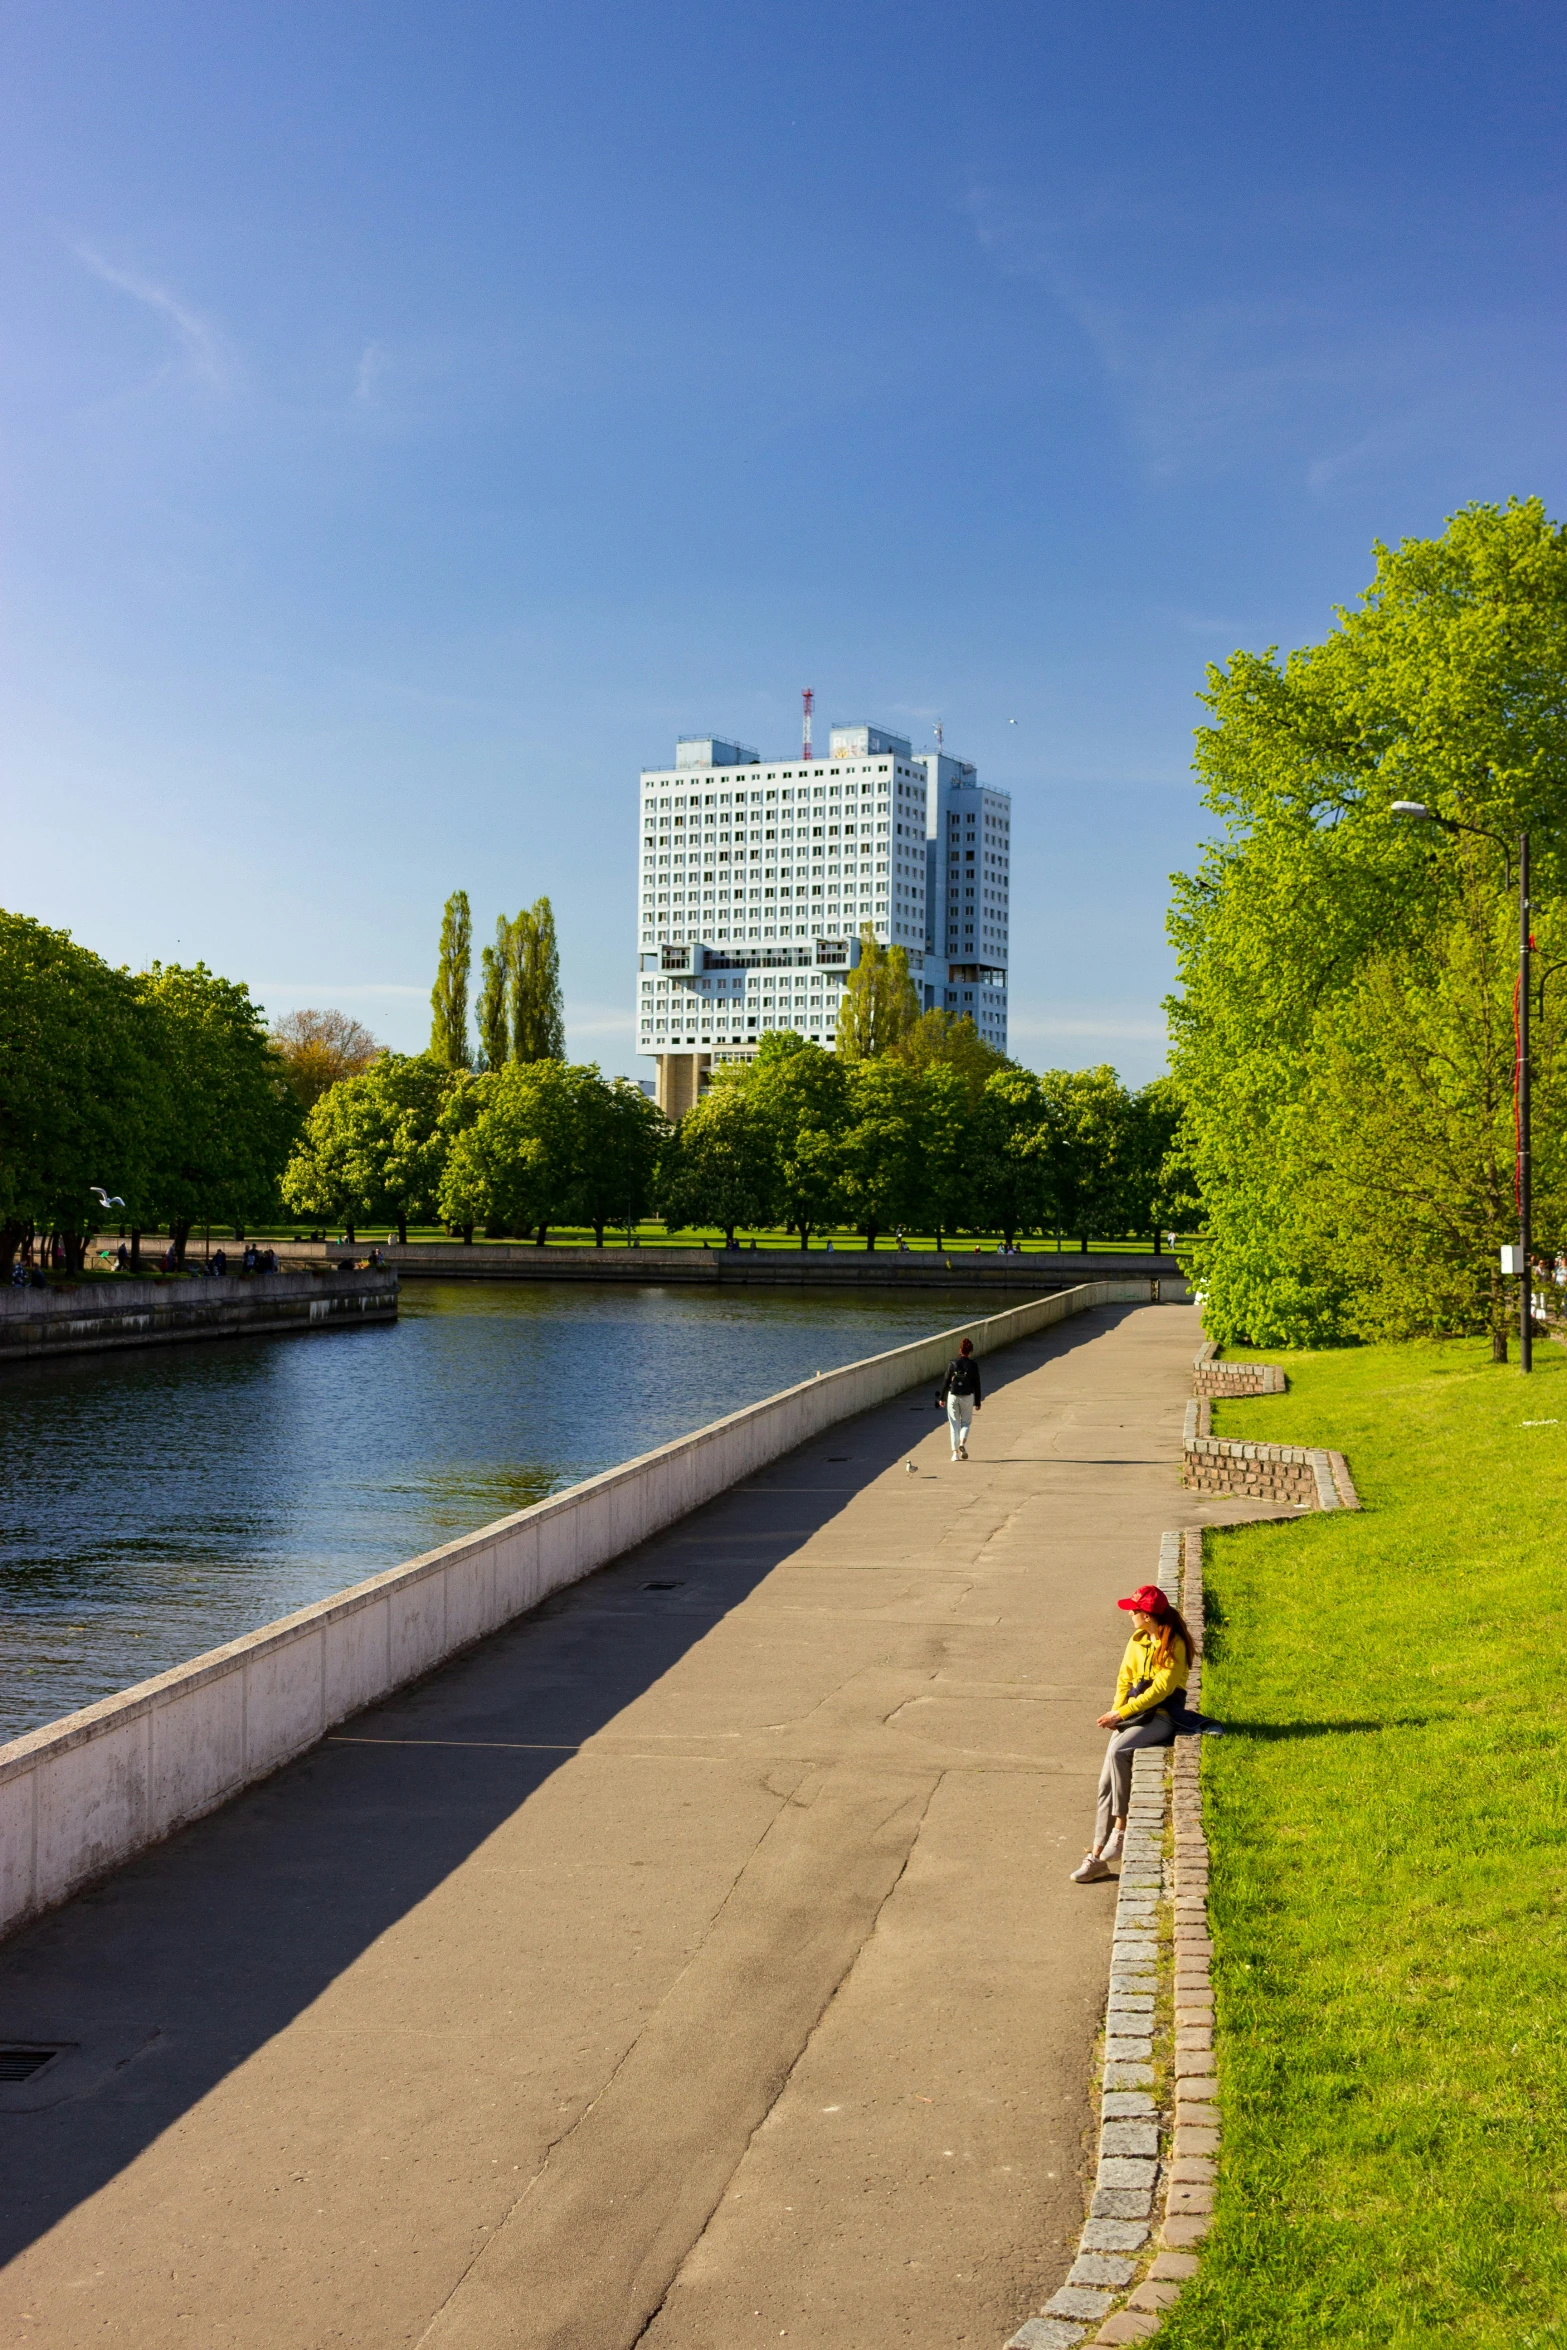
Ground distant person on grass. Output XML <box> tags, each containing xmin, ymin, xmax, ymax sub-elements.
<box><xmin>1072</xmin><ymin>1583</ymin><xmax>1193</xmax><ymax>1883</ymax></box>
<box><xmin>937</xmin><ymin>1337</ymin><xmax>983</xmax><ymax>1461</ymax></box>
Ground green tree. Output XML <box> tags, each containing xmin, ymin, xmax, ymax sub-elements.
<box><xmin>1036</xmin><ymin>1065</ymin><xmax>1131</xmax><ymax>1251</ymax></box>
<box><xmin>476</xmin><ymin>914</ymin><xmax>513</xmax><ymax>1072</ymax></box>
<box><xmin>746</xmin><ymin>1034</ymin><xmax>850</xmax><ymax>1247</ymax></box>
<box><xmin>838</xmin><ymin>1057</ymin><xmax>926</xmax><ymax>1248</ymax></box>
<box><xmin>916</xmin><ymin>1062</ymin><xmax>975</xmax><ymax>1248</ymax></box>
<box><xmin>656</xmin><ymin>1081</ymin><xmax>775</xmax><ymax>1247</ymax></box>
<box><xmin>835</xmin><ymin>927</ymin><xmax>920</xmax><ymax>1060</ymax></box>
<box><xmin>1168</xmin><ymin>498</ymin><xmax>1567</xmax><ymax>1345</ymax></box>
<box><xmin>0</xmin><ymin>910</ymin><xmax>157</xmax><ymax>1270</ymax></box>
<box><xmin>429</xmin><ymin>889</ymin><xmax>472</xmax><ymax>1068</ymax></box>
<box><xmin>888</xmin><ymin>1007</ymin><xmax>1010</xmax><ymax>1099</ymax></box>
<box><xmin>974</xmin><ymin>1067</ymin><xmax>1051</xmax><ymax>1248</ymax></box>
<box><xmin>1304</xmin><ymin>891</ymin><xmax>1567</xmax><ymax>1354</ymax></box>
<box><xmin>438</xmin><ymin>1058</ymin><xmax>580</xmax><ymax>1243</ymax></box>
<box><xmin>137</xmin><ymin>963</ymin><xmax>299</xmax><ymax>1261</ymax></box>
<box><xmin>281</xmin><ymin>1053</ymin><xmax>456</xmax><ymax>1244</ymax></box>
<box><xmin>513</xmin><ymin>897</ymin><xmax>566</xmax><ymax>1062</ymax></box>
<box><xmin>278</xmin><ymin>1090</ymin><xmax>366</xmax><ymax>1239</ymax></box>
<box><xmin>568</xmin><ymin>1070</ymin><xmax>667</xmax><ymax>1244</ymax></box>
<box><xmin>1119</xmin><ymin>1077</ymin><xmax>1200</xmax><ymax>1252</ymax></box>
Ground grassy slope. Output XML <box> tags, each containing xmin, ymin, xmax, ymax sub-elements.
<box><xmin>1163</xmin><ymin>1338</ymin><xmax>1567</xmax><ymax>2349</ymax></box>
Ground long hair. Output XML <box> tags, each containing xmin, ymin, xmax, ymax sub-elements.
<box><xmin>1142</xmin><ymin>1592</ymin><xmax>1194</xmax><ymax>1669</ymax></box>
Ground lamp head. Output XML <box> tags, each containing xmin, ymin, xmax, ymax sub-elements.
<box><xmin>1391</xmin><ymin>801</ymin><xmax>1432</xmax><ymax>820</ymax></box>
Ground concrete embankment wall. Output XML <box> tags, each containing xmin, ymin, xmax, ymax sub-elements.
<box><xmin>0</xmin><ymin>1269</ymin><xmax>398</xmax><ymax>1363</ymax></box>
<box><xmin>0</xmin><ymin>1280</ymin><xmax>1145</xmax><ymax>1943</ymax></box>
<box><xmin>181</xmin><ymin>1236</ymin><xmax>1188</xmax><ymax>1294</ymax></box>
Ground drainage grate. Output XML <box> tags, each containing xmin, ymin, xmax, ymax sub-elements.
<box><xmin>0</xmin><ymin>2047</ymin><xmax>61</xmax><ymax>2083</ymax></box>
<box><xmin>640</xmin><ymin>1580</ymin><xmax>684</xmax><ymax>1592</ymax></box>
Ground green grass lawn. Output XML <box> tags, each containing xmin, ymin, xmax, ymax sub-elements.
<box><xmin>1163</xmin><ymin>1337</ymin><xmax>1567</xmax><ymax>2348</ymax></box>
<box><xmin>229</xmin><ymin>1221</ymin><xmax>1176</xmax><ymax>1255</ymax></box>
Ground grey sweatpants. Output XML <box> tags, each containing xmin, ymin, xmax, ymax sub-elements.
<box><xmin>1094</xmin><ymin>1710</ymin><xmax>1175</xmax><ymax>1847</ymax></box>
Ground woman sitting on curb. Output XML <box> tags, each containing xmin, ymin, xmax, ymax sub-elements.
<box><xmin>1071</xmin><ymin>1582</ymin><xmax>1194</xmax><ymax>1884</ymax></box>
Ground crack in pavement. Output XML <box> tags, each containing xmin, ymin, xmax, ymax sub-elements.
<box><xmin>628</xmin><ymin>1770</ymin><xmax>946</xmax><ymax>2350</ymax></box>
<box><xmin>413</xmin><ymin>1766</ymin><xmax>942</xmax><ymax>2350</ymax></box>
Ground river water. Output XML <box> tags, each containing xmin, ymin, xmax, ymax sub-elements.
<box><xmin>0</xmin><ymin>1279</ymin><xmax>1001</xmax><ymax>1742</ymax></box>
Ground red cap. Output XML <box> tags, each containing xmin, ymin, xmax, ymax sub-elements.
<box><xmin>1117</xmin><ymin>1585</ymin><xmax>1169</xmax><ymax>1616</ymax></box>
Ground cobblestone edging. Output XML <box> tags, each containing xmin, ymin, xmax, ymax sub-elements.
<box><xmin>1005</xmin><ymin>1531</ymin><xmax>1203</xmax><ymax>2350</ymax></box>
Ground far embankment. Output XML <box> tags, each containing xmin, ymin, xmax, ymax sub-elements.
<box><xmin>161</xmin><ymin>1236</ymin><xmax>1189</xmax><ymax>1292</ymax></box>
<box><xmin>0</xmin><ymin>1267</ymin><xmax>396</xmax><ymax>1363</ymax></box>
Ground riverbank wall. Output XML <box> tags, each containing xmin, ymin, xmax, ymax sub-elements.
<box><xmin>0</xmin><ymin>1268</ymin><xmax>398</xmax><ymax>1364</ymax></box>
<box><xmin>116</xmin><ymin>1234</ymin><xmax>1188</xmax><ymax>1294</ymax></box>
<box><xmin>0</xmin><ymin>1280</ymin><xmax>1146</xmax><ymax>1942</ymax></box>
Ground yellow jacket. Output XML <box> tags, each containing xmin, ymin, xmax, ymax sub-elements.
<box><xmin>1114</xmin><ymin>1627</ymin><xmax>1190</xmax><ymax>1722</ymax></box>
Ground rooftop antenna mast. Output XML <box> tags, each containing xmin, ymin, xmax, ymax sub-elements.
<box><xmin>934</xmin><ymin>720</ymin><xmax>944</xmax><ymax>754</ymax></box>
<box><xmin>801</xmin><ymin>687</ymin><xmax>814</xmax><ymax>762</ymax></box>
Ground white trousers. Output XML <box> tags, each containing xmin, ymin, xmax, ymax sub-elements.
<box><xmin>947</xmin><ymin>1394</ymin><xmax>974</xmax><ymax>1454</ymax></box>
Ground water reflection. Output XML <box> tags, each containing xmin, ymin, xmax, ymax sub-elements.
<box><xmin>0</xmin><ymin>1278</ymin><xmax>1002</xmax><ymax>1739</ymax></box>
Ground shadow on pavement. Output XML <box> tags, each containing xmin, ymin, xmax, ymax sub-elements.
<box><xmin>0</xmin><ymin>1303</ymin><xmax>1126</xmax><ymax>2264</ymax></box>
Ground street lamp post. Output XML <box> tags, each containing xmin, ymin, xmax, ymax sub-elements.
<box><xmin>1391</xmin><ymin>802</ymin><xmax>1532</xmax><ymax>1370</ymax></box>
<box><xmin>1520</xmin><ymin>831</ymin><xmax>1532</xmax><ymax>1372</ymax></box>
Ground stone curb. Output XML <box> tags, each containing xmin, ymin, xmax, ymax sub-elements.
<box><xmin>1003</xmin><ymin>1530</ymin><xmax>1191</xmax><ymax>2350</ymax></box>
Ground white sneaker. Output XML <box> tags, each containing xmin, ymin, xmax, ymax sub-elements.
<box><xmin>1100</xmin><ymin>1826</ymin><xmax>1124</xmax><ymax>1863</ymax></box>
<box><xmin>1070</xmin><ymin>1852</ymin><xmax>1112</xmax><ymax>1883</ymax></box>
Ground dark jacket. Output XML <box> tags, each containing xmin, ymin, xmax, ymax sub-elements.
<box><xmin>941</xmin><ymin>1354</ymin><xmax>982</xmax><ymax>1404</ymax></box>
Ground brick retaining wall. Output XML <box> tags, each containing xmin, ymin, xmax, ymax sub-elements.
<box><xmin>1191</xmin><ymin>1340</ymin><xmax>1285</xmax><ymax>1398</ymax></box>
<box><xmin>1182</xmin><ymin>1430</ymin><xmax>1333</xmax><ymax>1507</ymax></box>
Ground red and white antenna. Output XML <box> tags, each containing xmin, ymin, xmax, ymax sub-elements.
<box><xmin>801</xmin><ymin>687</ymin><xmax>814</xmax><ymax>762</ymax></box>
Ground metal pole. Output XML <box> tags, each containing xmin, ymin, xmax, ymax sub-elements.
<box><xmin>1520</xmin><ymin>830</ymin><xmax>1532</xmax><ymax>1373</ymax></box>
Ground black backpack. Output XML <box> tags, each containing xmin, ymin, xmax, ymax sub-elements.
<box><xmin>946</xmin><ymin>1355</ymin><xmax>978</xmax><ymax>1396</ymax></box>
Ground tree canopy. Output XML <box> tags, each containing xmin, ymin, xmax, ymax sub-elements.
<box><xmin>0</xmin><ymin>913</ymin><xmax>298</xmax><ymax>1268</ymax></box>
<box><xmin>137</xmin><ymin>964</ymin><xmax>300</xmax><ymax>1257</ymax></box>
<box><xmin>653</xmin><ymin>1031</ymin><xmax>1167</xmax><ymax>1251</ymax></box>
<box><xmin>835</xmin><ymin>928</ymin><xmax>920</xmax><ymax>1060</ymax></box>
<box><xmin>271</xmin><ymin>1007</ymin><xmax>381</xmax><ymax>1111</ymax></box>
<box><xmin>281</xmin><ymin>1052</ymin><xmax>456</xmax><ymax>1242</ymax></box>
<box><xmin>429</xmin><ymin>890</ymin><xmax>472</xmax><ymax>1068</ymax></box>
<box><xmin>1168</xmin><ymin>498</ymin><xmax>1567</xmax><ymax>1349</ymax></box>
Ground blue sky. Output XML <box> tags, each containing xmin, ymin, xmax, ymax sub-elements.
<box><xmin>2</xmin><ymin>1</ymin><xmax>1563</xmax><ymax>1084</ymax></box>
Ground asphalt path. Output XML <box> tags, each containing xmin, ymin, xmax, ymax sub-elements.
<box><xmin>0</xmin><ymin>1299</ymin><xmax>1269</xmax><ymax>2349</ymax></box>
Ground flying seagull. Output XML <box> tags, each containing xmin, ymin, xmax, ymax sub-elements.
<box><xmin>89</xmin><ymin>1186</ymin><xmax>125</xmax><ymax>1209</ymax></box>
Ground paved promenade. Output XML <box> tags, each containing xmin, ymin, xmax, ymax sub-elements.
<box><xmin>0</xmin><ymin>1301</ymin><xmax>1264</xmax><ymax>2350</ymax></box>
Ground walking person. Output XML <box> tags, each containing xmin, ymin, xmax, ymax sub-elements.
<box><xmin>1071</xmin><ymin>1583</ymin><xmax>1194</xmax><ymax>1882</ymax></box>
<box><xmin>937</xmin><ymin>1336</ymin><xmax>983</xmax><ymax>1461</ymax></box>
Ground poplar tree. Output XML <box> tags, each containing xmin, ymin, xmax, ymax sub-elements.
<box><xmin>429</xmin><ymin>890</ymin><xmax>472</xmax><ymax>1069</ymax></box>
<box><xmin>835</xmin><ymin>927</ymin><xmax>920</xmax><ymax>1059</ymax></box>
<box><xmin>476</xmin><ymin>914</ymin><xmax>513</xmax><ymax>1071</ymax></box>
<box><xmin>512</xmin><ymin>896</ymin><xmax>566</xmax><ymax>1062</ymax></box>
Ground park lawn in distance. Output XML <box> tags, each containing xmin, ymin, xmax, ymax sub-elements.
<box><xmin>239</xmin><ymin>1221</ymin><xmax>1176</xmax><ymax>1255</ymax></box>
<box><xmin>1163</xmin><ymin>1337</ymin><xmax>1567</xmax><ymax>2350</ymax></box>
